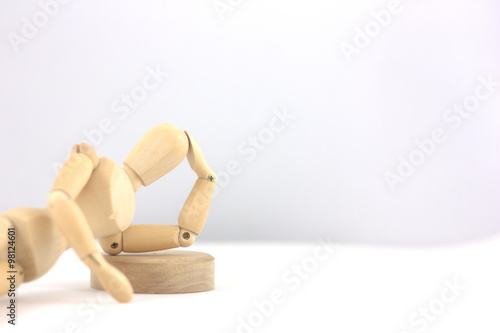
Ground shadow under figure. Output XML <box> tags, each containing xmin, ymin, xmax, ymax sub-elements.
<box><xmin>0</xmin><ymin>124</ymin><xmax>217</xmax><ymax>303</ymax></box>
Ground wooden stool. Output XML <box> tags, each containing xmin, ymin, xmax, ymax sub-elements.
<box><xmin>91</xmin><ymin>250</ymin><xmax>214</xmax><ymax>294</ymax></box>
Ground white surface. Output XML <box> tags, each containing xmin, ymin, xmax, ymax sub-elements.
<box><xmin>0</xmin><ymin>0</ymin><xmax>499</xmax><ymax>244</ymax></box>
<box><xmin>1</xmin><ymin>237</ymin><xmax>499</xmax><ymax>332</ymax></box>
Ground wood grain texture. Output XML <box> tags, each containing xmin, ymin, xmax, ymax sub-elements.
<box><xmin>124</xmin><ymin>124</ymin><xmax>189</xmax><ymax>186</ymax></box>
<box><xmin>51</xmin><ymin>153</ymin><xmax>93</xmax><ymax>199</ymax></box>
<box><xmin>1</xmin><ymin>124</ymin><xmax>217</xmax><ymax>303</ymax></box>
<box><xmin>91</xmin><ymin>251</ymin><xmax>214</xmax><ymax>294</ymax></box>
<box><xmin>122</xmin><ymin>225</ymin><xmax>180</xmax><ymax>253</ymax></box>
<box><xmin>178</xmin><ymin>179</ymin><xmax>215</xmax><ymax>236</ymax></box>
<box><xmin>1</xmin><ymin>208</ymin><xmax>67</xmax><ymax>282</ymax></box>
<box><xmin>75</xmin><ymin>157</ymin><xmax>136</xmax><ymax>236</ymax></box>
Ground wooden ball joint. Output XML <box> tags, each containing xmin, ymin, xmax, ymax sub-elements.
<box><xmin>0</xmin><ymin>124</ymin><xmax>217</xmax><ymax>303</ymax></box>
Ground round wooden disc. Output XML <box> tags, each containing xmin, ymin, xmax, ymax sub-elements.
<box><xmin>91</xmin><ymin>250</ymin><xmax>214</xmax><ymax>294</ymax></box>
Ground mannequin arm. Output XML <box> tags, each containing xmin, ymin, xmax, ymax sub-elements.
<box><xmin>100</xmin><ymin>225</ymin><xmax>180</xmax><ymax>253</ymax></box>
<box><xmin>178</xmin><ymin>131</ymin><xmax>217</xmax><ymax>246</ymax></box>
<box><xmin>101</xmin><ymin>131</ymin><xmax>216</xmax><ymax>255</ymax></box>
<box><xmin>49</xmin><ymin>145</ymin><xmax>132</xmax><ymax>302</ymax></box>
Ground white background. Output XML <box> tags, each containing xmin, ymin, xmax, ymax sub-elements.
<box><xmin>0</xmin><ymin>1</ymin><xmax>499</xmax><ymax>243</ymax></box>
<box><xmin>1</xmin><ymin>1</ymin><xmax>500</xmax><ymax>332</ymax></box>
<box><xmin>3</xmin><ymin>238</ymin><xmax>500</xmax><ymax>333</ymax></box>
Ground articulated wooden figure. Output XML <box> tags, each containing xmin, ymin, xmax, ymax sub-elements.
<box><xmin>0</xmin><ymin>124</ymin><xmax>217</xmax><ymax>303</ymax></box>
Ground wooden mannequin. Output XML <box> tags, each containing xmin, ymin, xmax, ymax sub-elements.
<box><xmin>0</xmin><ymin>124</ymin><xmax>217</xmax><ymax>303</ymax></box>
